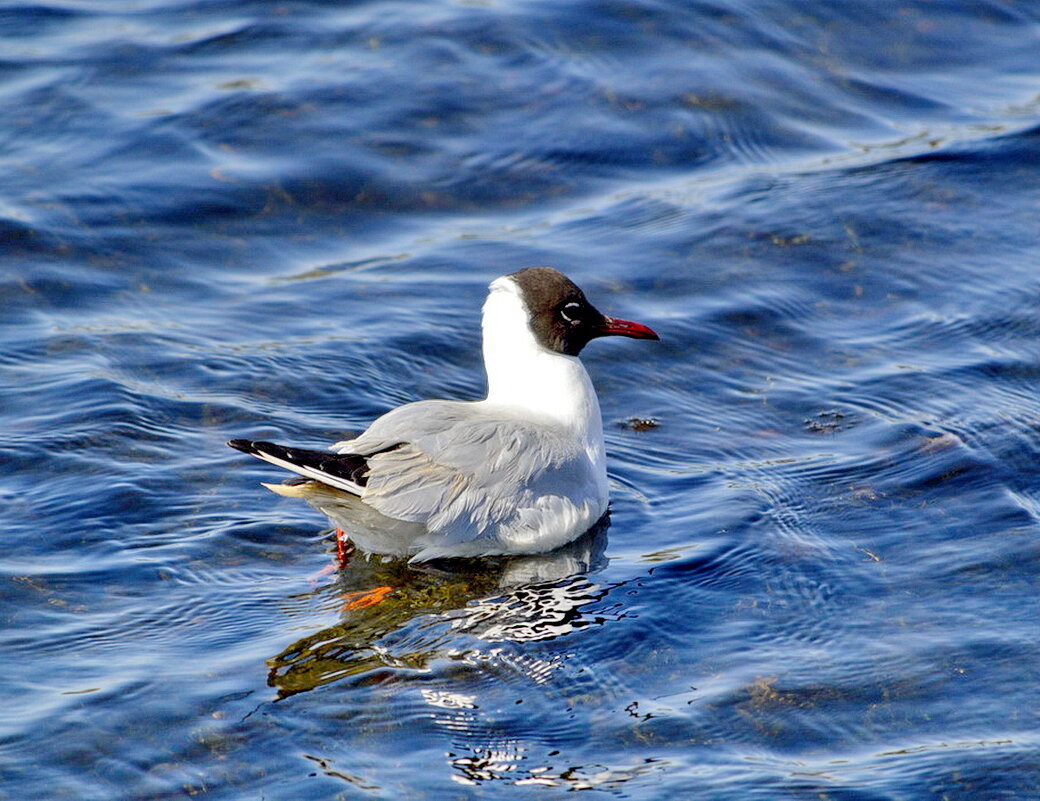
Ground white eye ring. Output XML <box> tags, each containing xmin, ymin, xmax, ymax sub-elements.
<box><xmin>560</xmin><ymin>302</ymin><xmax>582</xmax><ymax>323</ymax></box>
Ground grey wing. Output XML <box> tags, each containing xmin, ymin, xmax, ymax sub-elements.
<box><xmin>332</xmin><ymin>400</ymin><xmax>479</xmax><ymax>455</ymax></box>
<box><xmin>332</xmin><ymin>401</ymin><xmax>597</xmax><ymax>545</ymax></box>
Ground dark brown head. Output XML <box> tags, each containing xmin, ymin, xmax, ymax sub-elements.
<box><xmin>506</xmin><ymin>267</ymin><xmax>659</xmax><ymax>356</ymax></box>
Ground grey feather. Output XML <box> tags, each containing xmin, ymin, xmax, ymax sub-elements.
<box><xmin>331</xmin><ymin>400</ymin><xmax>598</xmax><ymax>549</ymax></box>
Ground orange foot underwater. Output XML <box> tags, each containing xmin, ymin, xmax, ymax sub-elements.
<box><xmin>340</xmin><ymin>586</ymin><xmax>394</xmax><ymax>611</ymax></box>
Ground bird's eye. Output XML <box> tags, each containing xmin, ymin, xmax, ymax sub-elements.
<box><xmin>560</xmin><ymin>301</ymin><xmax>583</xmax><ymax>324</ymax></box>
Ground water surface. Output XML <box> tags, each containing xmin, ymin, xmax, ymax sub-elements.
<box><xmin>2</xmin><ymin>1</ymin><xmax>1040</xmax><ymax>798</ymax></box>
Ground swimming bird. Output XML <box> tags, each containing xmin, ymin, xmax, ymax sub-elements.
<box><xmin>228</xmin><ymin>267</ymin><xmax>658</xmax><ymax>562</ymax></box>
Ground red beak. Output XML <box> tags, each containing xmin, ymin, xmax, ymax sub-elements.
<box><xmin>596</xmin><ymin>316</ymin><xmax>660</xmax><ymax>341</ymax></box>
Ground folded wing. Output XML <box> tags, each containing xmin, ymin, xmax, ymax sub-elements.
<box><xmin>332</xmin><ymin>400</ymin><xmax>601</xmax><ymax>550</ymax></box>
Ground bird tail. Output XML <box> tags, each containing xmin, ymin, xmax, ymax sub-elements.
<box><xmin>227</xmin><ymin>439</ymin><xmax>368</xmax><ymax>495</ymax></box>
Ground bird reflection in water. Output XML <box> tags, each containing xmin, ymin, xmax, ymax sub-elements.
<box><xmin>266</xmin><ymin>501</ymin><xmax>611</xmax><ymax>698</ymax></box>
<box><xmin>264</xmin><ymin>494</ymin><xmax>665</xmax><ymax>789</ymax></box>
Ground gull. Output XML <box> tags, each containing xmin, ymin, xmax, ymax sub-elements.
<box><xmin>228</xmin><ymin>267</ymin><xmax>658</xmax><ymax>562</ymax></box>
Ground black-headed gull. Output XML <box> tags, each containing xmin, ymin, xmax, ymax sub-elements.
<box><xmin>229</xmin><ymin>267</ymin><xmax>658</xmax><ymax>561</ymax></box>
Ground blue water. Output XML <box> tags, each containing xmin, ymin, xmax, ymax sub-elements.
<box><xmin>3</xmin><ymin>1</ymin><xmax>1040</xmax><ymax>798</ymax></box>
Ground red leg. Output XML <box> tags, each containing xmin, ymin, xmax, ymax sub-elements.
<box><xmin>335</xmin><ymin>527</ymin><xmax>351</xmax><ymax>567</ymax></box>
<box><xmin>307</xmin><ymin>528</ymin><xmax>355</xmax><ymax>583</ymax></box>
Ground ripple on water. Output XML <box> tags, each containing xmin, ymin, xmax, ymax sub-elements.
<box><xmin>4</xmin><ymin>0</ymin><xmax>1040</xmax><ymax>799</ymax></box>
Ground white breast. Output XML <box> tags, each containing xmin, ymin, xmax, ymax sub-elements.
<box><xmin>479</xmin><ymin>276</ymin><xmax>608</xmax><ymax>497</ymax></box>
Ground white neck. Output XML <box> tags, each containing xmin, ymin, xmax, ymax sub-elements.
<box><xmin>479</xmin><ymin>277</ymin><xmax>605</xmax><ymax>469</ymax></box>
